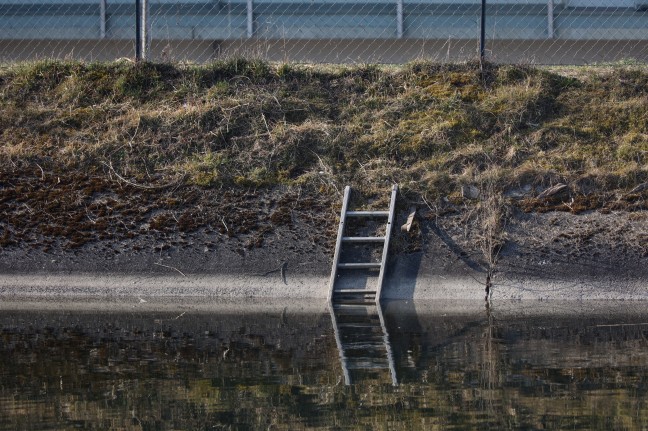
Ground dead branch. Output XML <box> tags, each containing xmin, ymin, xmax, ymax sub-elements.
<box><xmin>154</xmin><ymin>262</ymin><xmax>187</xmax><ymax>277</ymax></box>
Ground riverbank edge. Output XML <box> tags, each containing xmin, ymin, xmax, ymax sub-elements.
<box><xmin>2</xmin><ymin>208</ymin><xmax>647</xmax><ymax>301</ymax></box>
<box><xmin>1</xmin><ymin>253</ymin><xmax>647</xmax><ymax>301</ymax></box>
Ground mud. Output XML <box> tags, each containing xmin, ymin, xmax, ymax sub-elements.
<box><xmin>1</xmin><ymin>180</ymin><xmax>647</xmax><ymax>300</ymax></box>
<box><xmin>0</xmin><ymin>166</ymin><xmax>334</xmax><ymax>252</ymax></box>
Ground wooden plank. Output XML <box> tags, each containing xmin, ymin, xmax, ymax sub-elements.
<box><xmin>328</xmin><ymin>186</ymin><xmax>351</xmax><ymax>303</ymax></box>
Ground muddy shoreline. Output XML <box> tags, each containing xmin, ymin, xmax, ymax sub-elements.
<box><xmin>1</xmin><ymin>206</ymin><xmax>647</xmax><ymax>301</ymax></box>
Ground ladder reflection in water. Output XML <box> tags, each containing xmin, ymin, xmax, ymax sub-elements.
<box><xmin>329</xmin><ymin>301</ymin><xmax>398</xmax><ymax>386</ymax></box>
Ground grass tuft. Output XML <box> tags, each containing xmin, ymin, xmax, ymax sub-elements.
<box><xmin>1</xmin><ymin>59</ymin><xmax>646</xmax><ymax>208</ymax></box>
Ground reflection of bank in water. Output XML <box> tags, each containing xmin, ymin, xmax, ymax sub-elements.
<box><xmin>379</xmin><ymin>301</ymin><xmax>648</xmax><ymax>423</ymax></box>
<box><xmin>4</xmin><ymin>301</ymin><xmax>648</xmax><ymax>428</ymax></box>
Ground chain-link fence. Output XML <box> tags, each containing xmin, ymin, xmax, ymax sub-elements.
<box><xmin>0</xmin><ymin>0</ymin><xmax>646</xmax><ymax>64</ymax></box>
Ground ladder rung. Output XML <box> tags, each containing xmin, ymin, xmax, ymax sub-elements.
<box><xmin>346</xmin><ymin>211</ymin><xmax>389</xmax><ymax>217</ymax></box>
<box><xmin>334</xmin><ymin>299</ymin><xmax>375</xmax><ymax>305</ymax></box>
<box><xmin>332</xmin><ymin>303</ymin><xmax>376</xmax><ymax>309</ymax></box>
<box><xmin>334</xmin><ymin>289</ymin><xmax>377</xmax><ymax>294</ymax></box>
<box><xmin>344</xmin><ymin>344</ymin><xmax>387</xmax><ymax>349</ymax></box>
<box><xmin>341</xmin><ymin>326</ymin><xmax>383</xmax><ymax>332</ymax></box>
<box><xmin>347</xmin><ymin>365</ymin><xmax>391</xmax><ymax>370</ymax></box>
<box><xmin>337</xmin><ymin>263</ymin><xmax>381</xmax><ymax>269</ymax></box>
<box><xmin>342</xmin><ymin>236</ymin><xmax>385</xmax><ymax>243</ymax></box>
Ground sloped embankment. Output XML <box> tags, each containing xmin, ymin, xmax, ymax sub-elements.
<box><xmin>0</xmin><ymin>60</ymin><xmax>646</xmax><ymax>298</ymax></box>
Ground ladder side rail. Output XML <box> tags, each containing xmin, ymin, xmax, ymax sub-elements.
<box><xmin>329</xmin><ymin>304</ymin><xmax>352</xmax><ymax>385</ymax></box>
<box><xmin>375</xmin><ymin>184</ymin><xmax>398</xmax><ymax>301</ymax></box>
<box><xmin>328</xmin><ymin>186</ymin><xmax>352</xmax><ymax>303</ymax></box>
<box><xmin>376</xmin><ymin>301</ymin><xmax>399</xmax><ymax>386</ymax></box>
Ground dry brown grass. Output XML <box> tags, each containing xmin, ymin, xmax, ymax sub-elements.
<box><xmin>0</xmin><ymin>59</ymin><xmax>646</xmax><ymax>250</ymax></box>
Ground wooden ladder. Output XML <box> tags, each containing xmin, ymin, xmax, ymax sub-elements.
<box><xmin>328</xmin><ymin>184</ymin><xmax>398</xmax><ymax>304</ymax></box>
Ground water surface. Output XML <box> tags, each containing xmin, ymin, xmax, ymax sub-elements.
<box><xmin>1</xmin><ymin>300</ymin><xmax>648</xmax><ymax>430</ymax></box>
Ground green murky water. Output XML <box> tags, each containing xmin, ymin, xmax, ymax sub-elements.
<box><xmin>2</xmin><ymin>301</ymin><xmax>648</xmax><ymax>430</ymax></box>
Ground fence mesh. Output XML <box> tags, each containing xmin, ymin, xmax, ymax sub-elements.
<box><xmin>0</xmin><ymin>0</ymin><xmax>646</xmax><ymax>64</ymax></box>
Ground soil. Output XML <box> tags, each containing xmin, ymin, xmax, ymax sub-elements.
<box><xmin>1</xmin><ymin>61</ymin><xmax>647</xmax><ymax>300</ymax></box>
<box><xmin>1</xmin><ymin>176</ymin><xmax>647</xmax><ymax>300</ymax></box>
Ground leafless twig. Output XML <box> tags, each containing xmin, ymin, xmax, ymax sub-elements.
<box><xmin>254</xmin><ymin>262</ymin><xmax>288</xmax><ymax>284</ymax></box>
<box><xmin>154</xmin><ymin>262</ymin><xmax>187</xmax><ymax>277</ymax></box>
<box><xmin>35</xmin><ymin>163</ymin><xmax>45</xmax><ymax>180</ymax></box>
<box><xmin>101</xmin><ymin>161</ymin><xmax>182</xmax><ymax>190</ymax></box>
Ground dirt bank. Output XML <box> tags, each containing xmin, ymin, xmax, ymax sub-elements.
<box><xmin>1</xmin><ymin>199</ymin><xmax>646</xmax><ymax>300</ymax></box>
<box><xmin>0</xmin><ymin>60</ymin><xmax>646</xmax><ymax>300</ymax></box>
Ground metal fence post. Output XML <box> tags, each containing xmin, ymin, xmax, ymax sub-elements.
<box><xmin>397</xmin><ymin>0</ymin><xmax>404</xmax><ymax>39</ymax></box>
<box><xmin>142</xmin><ymin>0</ymin><xmax>149</xmax><ymax>60</ymax></box>
<box><xmin>100</xmin><ymin>0</ymin><xmax>106</xmax><ymax>39</ymax></box>
<box><xmin>135</xmin><ymin>0</ymin><xmax>141</xmax><ymax>61</ymax></box>
<box><xmin>548</xmin><ymin>0</ymin><xmax>555</xmax><ymax>39</ymax></box>
<box><xmin>247</xmin><ymin>0</ymin><xmax>254</xmax><ymax>38</ymax></box>
<box><xmin>480</xmin><ymin>0</ymin><xmax>486</xmax><ymax>60</ymax></box>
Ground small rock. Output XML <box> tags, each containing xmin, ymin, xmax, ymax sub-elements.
<box><xmin>461</xmin><ymin>184</ymin><xmax>480</xmax><ymax>200</ymax></box>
